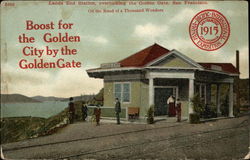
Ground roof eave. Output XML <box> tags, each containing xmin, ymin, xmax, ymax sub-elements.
<box><xmin>202</xmin><ymin>69</ymin><xmax>240</xmax><ymax>76</ymax></box>
<box><xmin>87</xmin><ymin>67</ymin><xmax>143</xmax><ymax>78</ymax></box>
<box><xmin>87</xmin><ymin>67</ymin><xmax>142</xmax><ymax>73</ymax></box>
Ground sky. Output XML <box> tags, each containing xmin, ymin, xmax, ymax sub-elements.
<box><xmin>1</xmin><ymin>1</ymin><xmax>249</xmax><ymax>97</ymax></box>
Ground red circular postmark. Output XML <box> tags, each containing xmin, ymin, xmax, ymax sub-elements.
<box><xmin>189</xmin><ymin>9</ymin><xmax>230</xmax><ymax>51</ymax></box>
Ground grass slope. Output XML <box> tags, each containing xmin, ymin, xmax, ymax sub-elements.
<box><xmin>0</xmin><ymin>100</ymin><xmax>119</xmax><ymax>144</ymax></box>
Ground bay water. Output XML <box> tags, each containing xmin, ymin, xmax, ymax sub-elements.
<box><xmin>1</xmin><ymin>101</ymin><xmax>68</xmax><ymax>118</ymax></box>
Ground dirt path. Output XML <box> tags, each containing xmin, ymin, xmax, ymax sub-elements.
<box><xmin>2</xmin><ymin>116</ymin><xmax>249</xmax><ymax>159</ymax></box>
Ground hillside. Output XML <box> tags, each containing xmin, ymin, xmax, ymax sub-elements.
<box><xmin>0</xmin><ymin>94</ymin><xmax>95</xmax><ymax>103</ymax></box>
<box><xmin>88</xmin><ymin>88</ymin><xmax>104</xmax><ymax>105</ymax></box>
<box><xmin>1</xmin><ymin>94</ymin><xmax>40</xmax><ymax>103</ymax></box>
<box><xmin>1</xmin><ymin>101</ymin><xmax>86</xmax><ymax>144</ymax></box>
<box><xmin>32</xmin><ymin>95</ymin><xmax>95</xmax><ymax>102</ymax></box>
<box><xmin>0</xmin><ymin>117</ymin><xmax>46</xmax><ymax>143</ymax></box>
<box><xmin>32</xmin><ymin>96</ymin><xmax>66</xmax><ymax>102</ymax></box>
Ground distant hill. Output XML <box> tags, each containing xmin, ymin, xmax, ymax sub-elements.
<box><xmin>31</xmin><ymin>96</ymin><xmax>66</xmax><ymax>102</ymax></box>
<box><xmin>88</xmin><ymin>88</ymin><xmax>104</xmax><ymax>105</ymax></box>
<box><xmin>1</xmin><ymin>94</ymin><xmax>40</xmax><ymax>103</ymax></box>
<box><xmin>0</xmin><ymin>94</ymin><xmax>95</xmax><ymax>103</ymax></box>
<box><xmin>32</xmin><ymin>95</ymin><xmax>95</xmax><ymax>102</ymax></box>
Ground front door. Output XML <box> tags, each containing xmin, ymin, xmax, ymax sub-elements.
<box><xmin>154</xmin><ymin>88</ymin><xmax>174</xmax><ymax>116</ymax></box>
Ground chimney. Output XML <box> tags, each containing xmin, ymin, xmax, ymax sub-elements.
<box><xmin>236</xmin><ymin>50</ymin><xmax>239</xmax><ymax>72</ymax></box>
<box><xmin>235</xmin><ymin>50</ymin><xmax>240</xmax><ymax>115</ymax></box>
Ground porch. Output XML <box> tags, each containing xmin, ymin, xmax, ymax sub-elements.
<box><xmin>146</xmin><ymin>70</ymin><xmax>234</xmax><ymax>120</ymax></box>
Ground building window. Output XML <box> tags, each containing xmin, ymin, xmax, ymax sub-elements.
<box><xmin>195</xmin><ymin>84</ymin><xmax>200</xmax><ymax>95</ymax></box>
<box><xmin>201</xmin><ymin>85</ymin><xmax>206</xmax><ymax>99</ymax></box>
<box><xmin>114</xmin><ymin>83</ymin><xmax>122</xmax><ymax>101</ymax></box>
<box><xmin>114</xmin><ymin>83</ymin><xmax>130</xmax><ymax>103</ymax></box>
<box><xmin>195</xmin><ymin>83</ymin><xmax>206</xmax><ymax>104</ymax></box>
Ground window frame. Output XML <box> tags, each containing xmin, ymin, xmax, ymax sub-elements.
<box><xmin>195</xmin><ymin>82</ymin><xmax>207</xmax><ymax>104</ymax></box>
<box><xmin>113</xmin><ymin>82</ymin><xmax>131</xmax><ymax>104</ymax></box>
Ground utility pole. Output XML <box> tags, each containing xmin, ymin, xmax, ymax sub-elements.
<box><xmin>235</xmin><ymin>50</ymin><xmax>240</xmax><ymax>116</ymax></box>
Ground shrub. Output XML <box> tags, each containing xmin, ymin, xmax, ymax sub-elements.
<box><xmin>190</xmin><ymin>94</ymin><xmax>205</xmax><ymax>123</ymax></box>
<box><xmin>191</xmin><ymin>94</ymin><xmax>205</xmax><ymax>114</ymax></box>
<box><xmin>147</xmin><ymin>105</ymin><xmax>154</xmax><ymax>124</ymax></box>
<box><xmin>210</xmin><ymin>105</ymin><xmax>218</xmax><ymax>118</ymax></box>
<box><xmin>189</xmin><ymin>113</ymin><xmax>200</xmax><ymax>124</ymax></box>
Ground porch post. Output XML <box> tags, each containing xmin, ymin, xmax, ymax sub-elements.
<box><xmin>216</xmin><ymin>84</ymin><xmax>221</xmax><ymax>116</ymax></box>
<box><xmin>149</xmin><ymin>78</ymin><xmax>154</xmax><ymax>107</ymax></box>
<box><xmin>206</xmin><ymin>83</ymin><xmax>211</xmax><ymax>105</ymax></box>
<box><xmin>229</xmin><ymin>82</ymin><xmax>234</xmax><ymax>117</ymax></box>
<box><xmin>199</xmin><ymin>84</ymin><xmax>202</xmax><ymax>98</ymax></box>
<box><xmin>188</xmin><ymin>78</ymin><xmax>194</xmax><ymax>115</ymax></box>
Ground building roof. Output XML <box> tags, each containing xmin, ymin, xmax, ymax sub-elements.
<box><xmin>198</xmin><ymin>63</ymin><xmax>240</xmax><ymax>74</ymax></box>
<box><xmin>119</xmin><ymin>43</ymin><xmax>170</xmax><ymax>67</ymax></box>
<box><xmin>87</xmin><ymin>43</ymin><xmax>239</xmax><ymax>76</ymax></box>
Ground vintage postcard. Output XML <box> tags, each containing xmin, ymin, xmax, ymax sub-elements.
<box><xmin>1</xmin><ymin>0</ymin><xmax>249</xmax><ymax>159</ymax></box>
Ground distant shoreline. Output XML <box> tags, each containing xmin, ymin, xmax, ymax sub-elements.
<box><xmin>0</xmin><ymin>101</ymin><xmax>65</xmax><ymax>104</ymax></box>
<box><xmin>1</xmin><ymin>93</ymin><xmax>95</xmax><ymax>103</ymax></box>
<box><xmin>1</xmin><ymin>94</ymin><xmax>41</xmax><ymax>103</ymax></box>
<box><xmin>1</xmin><ymin>101</ymin><xmax>42</xmax><ymax>104</ymax></box>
